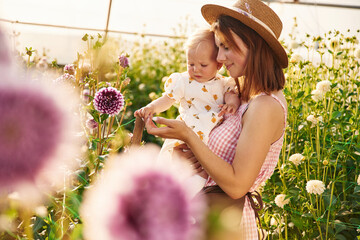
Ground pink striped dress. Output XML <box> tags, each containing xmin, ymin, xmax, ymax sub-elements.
<box><xmin>205</xmin><ymin>93</ymin><xmax>287</xmax><ymax>240</ymax></box>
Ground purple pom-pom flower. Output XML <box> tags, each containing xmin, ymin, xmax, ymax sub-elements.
<box><xmin>64</xmin><ymin>64</ymin><xmax>75</xmax><ymax>75</ymax></box>
<box><xmin>93</xmin><ymin>87</ymin><xmax>124</xmax><ymax>116</ymax></box>
<box><xmin>119</xmin><ymin>54</ymin><xmax>129</xmax><ymax>68</ymax></box>
<box><xmin>81</xmin><ymin>145</ymin><xmax>206</xmax><ymax>240</ymax></box>
<box><xmin>0</xmin><ymin>72</ymin><xmax>82</xmax><ymax>204</ymax></box>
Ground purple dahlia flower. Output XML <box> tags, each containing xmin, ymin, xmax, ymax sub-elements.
<box><xmin>110</xmin><ymin>172</ymin><xmax>190</xmax><ymax>240</ymax></box>
<box><xmin>54</xmin><ymin>73</ymin><xmax>76</xmax><ymax>84</ymax></box>
<box><xmin>64</xmin><ymin>64</ymin><xmax>75</xmax><ymax>75</ymax></box>
<box><xmin>119</xmin><ymin>54</ymin><xmax>129</xmax><ymax>68</ymax></box>
<box><xmin>86</xmin><ymin>118</ymin><xmax>98</xmax><ymax>130</ymax></box>
<box><xmin>93</xmin><ymin>87</ymin><xmax>124</xmax><ymax>116</ymax></box>
<box><xmin>0</xmin><ymin>71</ymin><xmax>82</xmax><ymax>204</ymax></box>
<box><xmin>0</xmin><ymin>88</ymin><xmax>62</xmax><ymax>185</ymax></box>
<box><xmin>81</xmin><ymin>145</ymin><xmax>206</xmax><ymax>240</ymax></box>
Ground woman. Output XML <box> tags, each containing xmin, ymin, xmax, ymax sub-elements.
<box><xmin>145</xmin><ymin>0</ymin><xmax>288</xmax><ymax>239</ymax></box>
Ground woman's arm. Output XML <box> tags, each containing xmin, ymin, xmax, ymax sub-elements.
<box><xmin>146</xmin><ymin>95</ymin><xmax>285</xmax><ymax>199</ymax></box>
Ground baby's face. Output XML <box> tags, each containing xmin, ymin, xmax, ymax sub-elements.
<box><xmin>187</xmin><ymin>41</ymin><xmax>221</xmax><ymax>83</ymax></box>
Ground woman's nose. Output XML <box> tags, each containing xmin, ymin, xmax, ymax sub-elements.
<box><xmin>217</xmin><ymin>49</ymin><xmax>225</xmax><ymax>62</ymax></box>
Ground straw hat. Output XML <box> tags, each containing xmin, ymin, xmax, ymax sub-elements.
<box><xmin>201</xmin><ymin>0</ymin><xmax>288</xmax><ymax>68</ymax></box>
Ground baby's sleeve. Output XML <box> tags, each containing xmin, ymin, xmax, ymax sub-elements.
<box><xmin>163</xmin><ymin>72</ymin><xmax>185</xmax><ymax>102</ymax></box>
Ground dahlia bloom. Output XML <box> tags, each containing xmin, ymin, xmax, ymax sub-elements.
<box><xmin>54</xmin><ymin>73</ymin><xmax>76</xmax><ymax>84</ymax></box>
<box><xmin>93</xmin><ymin>87</ymin><xmax>124</xmax><ymax>116</ymax></box>
<box><xmin>36</xmin><ymin>57</ymin><xmax>48</xmax><ymax>70</ymax></box>
<box><xmin>289</xmin><ymin>153</ymin><xmax>305</xmax><ymax>166</ymax></box>
<box><xmin>290</xmin><ymin>53</ymin><xmax>303</xmax><ymax>63</ymax></box>
<box><xmin>306</xmin><ymin>114</ymin><xmax>322</xmax><ymax>127</ymax></box>
<box><xmin>86</xmin><ymin>118</ymin><xmax>98</xmax><ymax>130</ymax></box>
<box><xmin>274</xmin><ymin>194</ymin><xmax>290</xmax><ymax>208</ymax></box>
<box><xmin>311</xmin><ymin>89</ymin><xmax>324</xmax><ymax>102</ymax></box>
<box><xmin>306</xmin><ymin>180</ymin><xmax>325</xmax><ymax>195</ymax></box>
<box><xmin>0</xmin><ymin>71</ymin><xmax>81</xmax><ymax>204</ymax></box>
<box><xmin>81</xmin><ymin>145</ymin><xmax>206</xmax><ymax>240</ymax></box>
<box><xmin>64</xmin><ymin>64</ymin><xmax>76</xmax><ymax>75</ymax></box>
<box><xmin>119</xmin><ymin>54</ymin><xmax>129</xmax><ymax>68</ymax></box>
<box><xmin>316</xmin><ymin>80</ymin><xmax>331</xmax><ymax>94</ymax></box>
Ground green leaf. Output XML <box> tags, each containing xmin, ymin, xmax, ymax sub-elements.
<box><xmin>354</xmin><ymin>185</ymin><xmax>360</xmax><ymax>193</ymax></box>
<box><xmin>332</xmin><ymin>111</ymin><xmax>342</xmax><ymax>119</ymax></box>
<box><xmin>100</xmin><ymin>113</ymin><xmax>109</xmax><ymax>123</ymax></box>
<box><xmin>335</xmin><ymin>234</ymin><xmax>347</xmax><ymax>240</ymax></box>
<box><xmin>335</xmin><ymin>221</ymin><xmax>347</xmax><ymax>234</ymax></box>
<box><xmin>296</xmin><ymin>90</ymin><xmax>305</xmax><ymax>98</ymax></box>
<box><xmin>291</xmin><ymin>214</ymin><xmax>305</xmax><ymax>230</ymax></box>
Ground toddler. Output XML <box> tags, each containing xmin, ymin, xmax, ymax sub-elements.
<box><xmin>135</xmin><ymin>29</ymin><xmax>241</xmax><ymax>191</ymax></box>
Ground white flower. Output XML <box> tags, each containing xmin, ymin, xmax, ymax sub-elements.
<box><xmin>35</xmin><ymin>206</ymin><xmax>48</xmax><ymax>217</ymax></box>
<box><xmin>289</xmin><ymin>153</ymin><xmax>305</xmax><ymax>166</ymax></box>
<box><xmin>290</xmin><ymin>53</ymin><xmax>303</xmax><ymax>63</ymax></box>
<box><xmin>306</xmin><ymin>180</ymin><xmax>325</xmax><ymax>195</ymax></box>
<box><xmin>274</xmin><ymin>194</ymin><xmax>290</xmax><ymax>208</ymax></box>
<box><xmin>306</xmin><ymin>114</ymin><xmax>319</xmax><ymax>127</ymax></box>
<box><xmin>316</xmin><ymin>80</ymin><xmax>331</xmax><ymax>94</ymax></box>
<box><xmin>354</xmin><ymin>48</ymin><xmax>360</xmax><ymax>59</ymax></box>
<box><xmin>289</xmin><ymin>40</ymin><xmax>299</xmax><ymax>49</ymax></box>
<box><xmin>357</xmin><ymin>174</ymin><xmax>360</xmax><ymax>185</ymax></box>
<box><xmin>288</xmin><ymin>222</ymin><xmax>294</xmax><ymax>228</ymax></box>
<box><xmin>270</xmin><ymin>217</ymin><xmax>277</xmax><ymax>226</ymax></box>
<box><xmin>311</xmin><ymin>89</ymin><xmax>324</xmax><ymax>102</ymax></box>
<box><xmin>307</xmin><ymin>111</ymin><xmax>320</xmax><ymax>125</ymax></box>
<box><xmin>138</xmin><ymin>83</ymin><xmax>146</xmax><ymax>91</ymax></box>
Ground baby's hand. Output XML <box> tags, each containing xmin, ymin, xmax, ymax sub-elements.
<box><xmin>134</xmin><ymin>105</ymin><xmax>155</xmax><ymax>119</ymax></box>
<box><xmin>218</xmin><ymin>103</ymin><xmax>238</xmax><ymax>117</ymax></box>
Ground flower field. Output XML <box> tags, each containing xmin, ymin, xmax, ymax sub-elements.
<box><xmin>0</xmin><ymin>22</ymin><xmax>359</xmax><ymax>240</ymax></box>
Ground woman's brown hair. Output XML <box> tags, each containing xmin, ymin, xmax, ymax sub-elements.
<box><xmin>212</xmin><ymin>15</ymin><xmax>285</xmax><ymax>102</ymax></box>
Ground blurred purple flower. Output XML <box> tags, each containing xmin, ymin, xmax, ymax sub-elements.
<box><xmin>119</xmin><ymin>54</ymin><xmax>129</xmax><ymax>68</ymax></box>
<box><xmin>93</xmin><ymin>87</ymin><xmax>124</xmax><ymax>116</ymax></box>
<box><xmin>0</xmin><ymin>70</ymin><xmax>82</xmax><ymax>205</ymax></box>
<box><xmin>86</xmin><ymin>118</ymin><xmax>98</xmax><ymax>130</ymax></box>
<box><xmin>64</xmin><ymin>64</ymin><xmax>75</xmax><ymax>75</ymax></box>
<box><xmin>82</xmin><ymin>88</ymin><xmax>90</xmax><ymax>102</ymax></box>
<box><xmin>110</xmin><ymin>172</ymin><xmax>190</xmax><ymax>240</ymax></box>
<box><xmin>54</xmin><ymin>73</ymin><xmax>76</xmax><ymax>84</ymax></box>
<box><xmin>36</xmin><ymin>57</ymin><xmax>48</xmax><ymax>71</ymax></box>
<box><xmin>81</xmin><ymin>145</ymin><xmax>206</xmax><ymax>240</ymax></box>
<box><xmin>0</xmin><ymin>88</ymin><xmax>62</xmax><ymax>185</ymax></box>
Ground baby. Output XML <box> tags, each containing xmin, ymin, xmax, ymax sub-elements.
<box><xmin>135</xmin><ymin>28</ymin><xmax>241</xmax><ymax>191</ymax></box>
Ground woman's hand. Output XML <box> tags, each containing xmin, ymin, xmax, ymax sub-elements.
<box><xmin>145</xmin><ymin>116</ymin><xmax>192</xmax><ymax>142</ymax></box>
<box><xmin>174</xmin><ymin>144</ymin><xmax>208</xmax><ymax>179</ymax></box>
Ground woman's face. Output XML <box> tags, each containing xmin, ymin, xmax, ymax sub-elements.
<box><xmin>215</xmin><ymin>30</ymin><xmax>248</xmax><ymax>79</ymax></box>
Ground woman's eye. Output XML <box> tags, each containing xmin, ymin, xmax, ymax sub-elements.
<box><xmin>201</xmin><ymin>64</ymin><xmax>207</xmax><ymax>67</ymax></box>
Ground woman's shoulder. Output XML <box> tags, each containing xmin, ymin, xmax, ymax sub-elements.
<box><xmin>246</xmin><ymin>92</ymin><xmax>287</xmax><ymax>120</ymax></box>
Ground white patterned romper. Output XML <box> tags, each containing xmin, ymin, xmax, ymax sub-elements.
<box><xmin>159</xmin><ymin>71</ymin><xmax>235</xmax><ymax>190</ymax></box>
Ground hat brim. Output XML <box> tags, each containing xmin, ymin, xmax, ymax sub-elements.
<box><xmin>201</xmin><ymin>4</ymin><xmax>288</xmax><ymax>68</ymax></box>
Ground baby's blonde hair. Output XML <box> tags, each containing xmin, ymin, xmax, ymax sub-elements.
<box><xmin>185</xmin><ymin>28</ymin><xmax>217</xmax><ymax>59</ymax></box>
